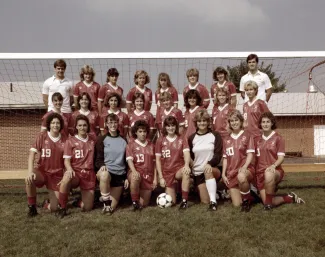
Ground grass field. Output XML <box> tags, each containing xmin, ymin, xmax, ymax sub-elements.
<box><xmin>0</xmin><ymin>172</ymin><xmax>325</xmax><ymax>257</ymax></box>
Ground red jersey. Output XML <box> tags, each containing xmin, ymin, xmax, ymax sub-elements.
<box><xmin>243</xmin><ymin>99</ymin><xmax>269</xmax><ymax>138</ymax></box>
<box><xmin>156</xmin><ymin>107</ymin><xmax>185</xmax><ymax>132</ymax></box>
<box><xmin>73</xmin><ymin>81</ymin><xmax>100</xmax><ymax>111</ymax></box>
<box><xmin>255</xmin><ymin>131</ymin><xmax>285</xmax><ymax>174</ymax></box>
<box><xmin>126</xmin><ymin>140</ymin><xmax>155</xmax><ymax>175</ymax></box>
<box><xmin>31</xmin><ymin>131</ymin><xmax>66</xmax><ymax>175</ymax></box>
<box><xmin>98</xmin><ymin>83</ymin><xmax>124</xmax><ymax>103</ymax></box>
<box><xmin>69</xmin><ymin>110</ymin><xmax>99</xmax><ymax>138</ymax></box>
<box><xmin>183</xmin><ymin>83</ymin><xmax>210</xmax><ymax>108</ymax></box>
<box><xmin>63</xmin><ymin>135</ymin><xmax>96</xmax><ymax>172</ymax></box>
<box><xmin>155</xmin><ymin>86</ymin><xmax>179</xmax><ymax>116</ymax></box>
<box><xmin>126</xmin><ymin>86</ymin><xmax>152</xmax><ymax>112</ymax></box>
<box><xmin>212</xmin><ymin>104</ymin><xmax>232</xmax><ymax>139</ymax></box>
<box><xmin>99</xmin><ymin>109</ymin><xmax>129</xmax><ymax>138</ymax></box>
<box><xmin>155</xmin><ymin>135</ymin><xmax>189</xmax><ymax>174</ymax></box>
<box><xmin>183</xmin><ymin>106</ymin><xmax>204</xmax><ymax>139</ymax></box>
<box><xmin>128</xmin><ymin>110</ymin><xmax>155</xmax><ymax>129</ymax></box>
<box><xmin>41</xmin><ymin>111</ymin><xmax>69</xmax><ymax>137</ymax></box>
<box><xmin>210</xmin><ymin>81</ymin><xmax>237</xmax><ymax>99</ymax></box>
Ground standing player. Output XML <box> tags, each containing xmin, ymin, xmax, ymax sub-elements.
<box><xmin>126</xmin><ymin>120</ymin><xmax>157</xmax><ymax>210</ymax></box>
<box><xmin>126</xmin><ymin>70</ymin><xmax>152</xmax><ymax>113</ymax></box>
<box><xmin>25</xmin><ymin>112</ymin><xmax>66</xmax><ymax>216</ymax></box>
<box><xmin>221</xmin><ymin>110</ymin><xmax>255</xmax><ymax>211</ymax></box>
<box><xmin>183</xmin><ymin>68</ymin><xmax>210</xmax><ymax>109</ymax></box>
<box><xmin>97</xmin><ymin>68</ymin><xmax>125</xmax><ymax>114</ymax></box>
<box><xmin>57</xmin><ymin>115</ymin><xmax>97</xmax><ymax>218</ymax></box>
<box><xmin>256</xmin><ymin>112</ymin><xmax>305</xmax><ymax>210</ymax></box>
<box><xmin>240</xmin><ymin>54</ymin><xmax>273</xmax><ymax>102</ymax></box>
<box><xmin>155</xmin><ymin>116</ymin><xmax>191</xmax><ymax>209</ymax></box>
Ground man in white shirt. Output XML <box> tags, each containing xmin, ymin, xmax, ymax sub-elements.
<box><xmin>239</xmin><ymin>54</ymin><xmax>273</xmax><ymax>102</ymax></box>
<box><xmin>42</xmin><ymin>59</ymin><xmax>73</xmax><ymax>114</ymax></box>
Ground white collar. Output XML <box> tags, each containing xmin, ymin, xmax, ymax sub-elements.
<box><xmin>217</xmin><ymin>81</ymin><xmax>226</xmax><ymax>87</ymax></box>
<box><xmin>135</xmin><ymin>139</ymin><xmax>148</xmax><ymax>147</ymax></box>
<box><xmin>248</xmin><ymin>70</ymin><xmax>261</xmax><ymax>76</ymax></box>
<box><xmin>218</xmin><ymin>103</ymin><xmax>229</xmax><ymax>111</ymax></box>
<box><xmin>108</xmin><ymin>109</ymin><xmax>120</xmax><ymax>115</ymax></box>
<box><xmin>79</xmin><ymin>110</ymin><xmax>90</xmax><ymax>116</ymax></box>
<box><xmin>108</xmin><ymin>82</ymin><xmax>118</xmax><ymax>90</ymax></box>
<box><xmin>189</xmin><ymin>105</ymin><xmax>200</xmax><ymax>114</ymax></box>
<box><xmin>230</xmin><ymin>130</ymin><xmax>244</xmax><ymax>140</ymax></box>
<box><xmin>75</xmin><ymin>135</ymin><xmax>89</xmax><ymax>142</ymax></box>
<box><xmin>160</xmin><ymin>87</ymin><xmax>169</xmax><ymax>93</ymax></box>
<box><xmin>188</xmin><ymin>83</ymin><xmax>199</xmax><ymax>90</ymax></box>
<box><xmin>164</xmin><ymin>106</ymin><xmax>174</xmax><ymax>116</ymax></box>
<box><xmin>166</xmin><ymin>135</ymin><xmax>177</xmax><ymax>142</ymax></box>
<box><xmin>52</xmin><ymin>75</ymin><xmax>67</xmax><ymax>82</ymax></box>
<box><xmin>83</xmin><ymin>81</ymin><xmax>93</xmax><ymax>87</ymax></box>
<box><xmin>262</xmin><ymin>131</ymin><xmax>276</xmax><ymax>141</ymax></box>
<box><xmin>136</xmin><ymin>85</ymin><xmax>146</xmax><ymax>93</ymax></box>
<box><xmin>47</xmin><ymin>131</ymin><xmax>61</xmax><ymax>142</ymax></box>
<box><xmin>248</xmin><ymin>98</ymin><xmax>258</xmax><ymax>106</ymax></box>
<box><xmin>134</xmin><ymin>110</ymin><xmax>145</xmax><ymax>116</ymax></box>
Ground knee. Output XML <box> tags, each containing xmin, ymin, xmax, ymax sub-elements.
<box><xmin>99</xmin><ymin>170</ymin><xmax>110</xmax><ymax>182</ymax></box>
<box><xmin>264</xmin><ymin>171</ymin><xmax>276</xmax><ymax>185</ymax></box>
<box><xmin>182</xmin><ymin>173</ymin><xmax>190</xmax><ymax>181</ymax></box>
<box><xmin>61</xmin><ymin>174</ymin><xmax>72</xmax><ymax>185</ymax></box>
<box><xmin>204</xmin><ymin>171</ymin><xmax>214</xmax><ymax>180</ymax></box>
<box><xmin>237</xmin><ymin>173</ymin><xmax>247</xmax><ymax>184</ymax></box>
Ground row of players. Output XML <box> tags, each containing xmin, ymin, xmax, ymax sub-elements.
<box><xmin>26</xmin><ymin>109</ymin><xmax>305</xmax><ymax>217</ymax></box>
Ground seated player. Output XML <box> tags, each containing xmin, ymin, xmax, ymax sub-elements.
<box><xmin>188</xmin><ymin>109</ymin><xmax>223</xmax><ymax>210</ymax></box>
<box><xmin>126</xmin><ymin>120</ymin><xmax>157</xmax><ymax>210</ymax></box>
<box><xmin>221</xmin><ymin>110</ymin><xmax>255</xmax><ymax>211</ymax></box>
<box><xmin>25</xmin><ymin>112</ymin><xmax>67</xmax><ymax>216</ymax></box>
<box><xmin>95</xmin><ymin>113</ymin><xmax>129</xmax><ymax>214</ymax></box>
<box><xmin>155</xmin><ymin>116</ymin><xmax>191</xmax><ymax>209</ymax></box>
<box><xmin>57</xmin><ymin>115</ymin><xmax>97</xmax><ymax>218</ymax></box>
<box><xmin>256</xmin><ymin>112</ymin><xmax>305</xmax><ymax>210</ymax></box>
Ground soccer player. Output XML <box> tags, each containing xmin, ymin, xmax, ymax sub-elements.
<box><xmin>155</xmin><ymin>91</ymin><xmax>184</xmax><ymax>134</ymax></box>
<box><xmin>95</xmin><ymin>113</ymin><xmax>129</xmax><ymax>214</ymax></box>
<box><xmin>211</xmin><ymin>66</ymin><xmax>237</xmax><ymax>107</ymax></box>
<box><xmin>42</xmin><ymin>59</ymin><xmax>73</xmax><ymax>118</ymax></box>
<box><xmin>256</xmin><ymin>112</ymin><xmax>305</xmax><ymax>210</ymax></box>
<box><xmin>69</xmin><ymin>92</ymin><xmax>99</xmax><ymax>139</ymax></box>
<box><xmin>155</xmin><ymin>116</ymin><xmax>191</xmax><ymax>209</ymax></box>
<box><xmin>188</xmin><ymin>109</ymin><xmax>223</xmax><ymax>210</ymax></box>
<box><xmin>25</xmin><ymin>112</ymin><xmax>67</xmax><ymax>217</ymax></box>
<box><xmin>57</xmin><ymin>115</ymin><xmax>97</xmax><ymax>218</ymax></box>
<box><xmin>97</xmin><ymin>68</ymin><xmax>125</xmax><ymax>114</ymax></box>
<box><xmin>221</xmin><ymin>110</ymin><xmax>255</xmax><ymax>211</ymax></box>
<box><xmin>73</xmin><ymin>65</ymin><xmax>100</xmax><ymax>112</ymax></box>
<box><xmin>99</xmin><ymin>92</ymin><xmax>129</xmax><ymax>138</ymax></box>
<box><xmin>240</xmin><ymin>54</ymin><xmax>273</xmax><ymax>102</ymax></box>
<box><xmin>183</xmin><ymin>90</ymin><xmax>204</xmax><ymax>139</ymax></box>
<box><xmin>126</xmin><ymin>120</ymin><xmax>157</xmax><ymax>210</ymax></box>
<box><xmin>126</xmin><ymin>70</ymin><xmax>152</xmax><ymax>113</ymax></box>
<box><xmin>183</xmin><ymin>68</ymin><xmax>210</xmax><ymax>109</ymax></box>
<box><xmin>41</xmin><ymin>92</ymin><xmax>69</xmax><ymax>137</ymax></box>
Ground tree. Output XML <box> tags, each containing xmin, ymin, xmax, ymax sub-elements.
<box><xmin>227</xmin><ymin>61</ymin><xmax>287</xmax><ymax>93</ymax></box>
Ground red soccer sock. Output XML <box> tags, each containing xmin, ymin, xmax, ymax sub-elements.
<box><xmin>282</xmin><ymin>194</ymin><xmax>294</xmax><ymax>204</ymax></box>
<box><xmin>27</xmin><ymin>196</ymin><xmax>36</xmax><ymax>206</ymax></box>
<box><xmin>59</xmin><ymin>192</ymin><xmax>69</xmax><ymax>208</ymax></box>
<box><xmin>265</xmin><ymin>193</ymin><xmax>273</xmax><ymax>205</ymax></box>
<box><xmin>181</xmin><ymin>190</ymin><xmax>189</xmax><ymax>201</ymax></box>
<box><xmin>131</xmin><ymin>193</ymin><xmax>140</xmax><ymax>202</ymax></box>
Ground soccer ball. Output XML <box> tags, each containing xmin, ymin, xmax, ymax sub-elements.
<box><xmin>156</xmin><ymin>193</ymin><xmax>173</xmax><ymax>208</ymax></box>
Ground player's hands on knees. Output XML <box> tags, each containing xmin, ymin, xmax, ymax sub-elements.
<box><xmin>266</xmin><ymin>165</ymin><xmax>276</xmax><ymax>173</ymax></box>
<box><xmin>238</xmin><ymin>166</ymin><xmax>247</xmax><ymax>174</ymax></box>
<box><xmin>131</xmin><ymin>171</ymin><xmax>140</xmax><ymax>180</ymax></box>
<box><xmin>152</xmin><ymin>179</ymin><xmax>158</xmax><ymax>190</ymax></box>
<box><xmin>25</xmin><ymin>172</ymin><xmax>36</xmax><ymax>185</ymax></box>
<box><xmin>182</xmin><ymin>165</ymin><xmax>191</xmax><ymax>175</ymax></box>
<box><xmin>66</xmin><ymin>169</ymin><xmax>75</xmax><ymax>179</ymax></box>
<box><xmin>203</xmin><ymin>163</ymin><xmax>212</xmax><ymax>174</ymax></box>
<box><xmin>124</xmin><ymin>179</ymin><xmax>129</xmax><ymax>189</ymax></box>
<box><xmin>222</xmin><ymin>175</ymin><xmax>229</xmax><ymax>185</ymax></box>
<box><xmin>99</xmin><ymin>166</ymin><xmax>107</xmax><ymax>173</ymax></box>
<box><xmin>159</xmin><ymin>177</ymin><xmax>166</xmax><ymax>188</ymax></box>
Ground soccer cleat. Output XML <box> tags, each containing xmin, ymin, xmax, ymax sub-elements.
<box><xmin>56</xmin><ymin>205</ymin><xmax>67</xmax><ymax>218</ymax></box>
<box><xmin>132</xmin><ymin>201</ymin><xmax>142</xmax><ymax>211</ymax></box>
<box><xmin>208</xmin><ymin>201</ymin><xmax>218</xmax><ymax>211</ymax></box>
<box><xmin>102</xmin><ymin>202</ymin><xmax>114</xmax><ymax>215</ymax></box>
<box><xmin>289</xmin><ymin>192</ymin><xmax>305</xmax><ymax>204</ymax></box>
<box><xmin>241</xmin><ymin>199</ymin><xmax>251</xmax><ymax>212</ymax></box>
<box><xmin>28</xmin><ymin>205</ymin><xmax>38</xmax><ymax>217</ymax></box>
<box><xmin>263</xmin><ymin>204</ymin><xmax>273</xmax><ymax>211</ymax></box>
<box><xmin>179</xmin><ymin>200</ymin><xmax>188</xmax><ymax>210</ymax></box>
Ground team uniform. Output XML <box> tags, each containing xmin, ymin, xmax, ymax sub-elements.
<box><xmin>155</xmin><ymin>86</ymin><xmax>179</xmax><ymax>117</ymax></box>
<box><xmin>30</xmin><ymin>131</ymin><xmax>66</xmax><ymax>191</ymax></box>
<box><xmin>73</xmin><ymin>81</ymin><xmax>100</xmax><ymax>111</ymax></box>
<box><xmin>223</xmin><ymin>130</ymin><xmax>255</xmax><ymax>189</ymax></box>
<box><xmin>255</xmin><ymin>131</ymin><xmax>285</xmax><ymax>190</ymax></box>
<box><xmin>212</xmin><ymin>104</ymin><xmax>233</xmax><ymax>139</ymax></box>
<box><xmin>69</xmin><ymin>110</ymin><xmax>99</xmax><ymax>139</ymax></box>
<box><xmin>183</xmin><ymin>83</ymin><xmax>210</xmax><ymax>108</ymax></box>
<box><xmin>155</xmin><ymin>106</ymin><xmax>185</xmax><ymax>132</ymax></box>
<box><xmin>211</xmin><ymin>81</ymin><xmax>237</xmax><ymax>106</ymax></box>
<box><xmin>98</xmin><ymin>83</ymin><xmax>124</xmax><ymax>111</ymax></box>
<box><xmin>155</xmin><ymin>136</ymin><xmax>189</xmax><ymax>187</ymax></box>
<box><xmin>126</xmin><ymin>86</ymin><xmax>152</xmax><ymax>112</ymax></box>
<box><xmin>63</xmin><ymin>135</ymin><xmax>96</xmax><ymax>190</ymax></box>
<box><xmin>183</xmin><ymin>106</ymin><xmax>204</xmax><ymax>139</ymax></box>
<box><xmin>99</xmin><ymin>109</ymin><xmax>129</xmax><ymax>138</ymax></box>
<box><xmin>41</xmin><ymin>111</ymin><xmax>70</xmax><ymax>137</ymax></box>
<box><xmin>128</xmin><ymin>110</ymin><xmax>155</xmax><ymax>129</ymax></box>
<box><xmin>126</xmin><ymin>140</ymin><xmax>155</xmax><ymax>190</ymax></box>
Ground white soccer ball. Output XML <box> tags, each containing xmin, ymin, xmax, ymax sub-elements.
<box><xmin>156</xmin><ymin>193</ymin><xmax>173</xmax><ymax>208</ymax></box>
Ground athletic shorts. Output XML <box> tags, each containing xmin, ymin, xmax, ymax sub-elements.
<box><xmin>255</xmin><ymin>169</ymin><xmax>284</xmax><ymax>191</ymax></box>
<box><xmin>128</xmin><ymin>170</ymin><xmax>153</xmax><ymax>191</ymax></box>
<box><xmin>110</xmin><ymin>172</ymin><xmax>127</xmax><ymax>187</ymax></box>
<box><xmin>74</xmin><ymin>169</ymin><xmax>96</xmax><ymax>191</ymax></box>
<box><xmin>192</xmin><ymin>168</ymin><xmax>222</xmax><ymax>186</ymax></box>
<box><xmin>163</xmin><ymin>166</ymin><xmax>183</xmax><ymax>188</ymax></box>
<box><xmin>226</xmin><ymin>166</ymin><xmax>255</xmax><ymax>189</ymax></box>
<box><xmin>34</xmin><ymin>170</ymin><xmax>63</xmax><ymax>191</ymax></box>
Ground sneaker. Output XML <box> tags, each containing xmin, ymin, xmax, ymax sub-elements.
<box><xmin>56</xmin><ymin>205</ymin><xmax>67</xmax><ymax>218</ymax></box>
<box><xmin>289</xmin><ymin>192</ymin><xmax>305</xmax><ymax>204</ymax></box>
<box><xmin>179</xmin><ymin>200</ymin><xmax>188</xmax><ymax>210</ymax></box>
<box><xmin>241</xmin><ymin>199</ymin><xmax>251</xmax><ymax>212</ymax></box>
<box><xmin>28</xmin><ymin>205</ymin><xmax>38</xmax><ymax>217</ymax></box>
<box><xmin>102</xmin><ymin>204</ymin><xmax>114</xmax><ymax>215</ymax></box>
<box><xmin>132</xmin><ymin>201</ymin><xmax>142</xmax><ymax>211</ymax></box>
<box><xmin>263</xmin><ymin>204</ymin><xmax>272</xmax><ymax>211</ymax></box>
<box><xmin>208</xmin><ymin>201</ymin><xmax>217</xmax><ymax>211</ymax></box>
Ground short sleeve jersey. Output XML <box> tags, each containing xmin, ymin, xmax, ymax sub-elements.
<box><xmin>69</xmin><ymin>110</ymin><xmax>99</xmax><ymax>138</ymax></box>
<box><xmin>126</xmin><ymin>86</ymin><xmax>153</xmax><ymax>112</ymax></box>
<box><xmin>126</xmin><ymin>140</ymin><xmax>155</xmax><ymax>175</ymax></box>
<box><xmin>212</xmin><ymin>104</ymin><xmax>232</xmax><ymax>139</ymax></box>
<box><xmin>211</xmin><ymin>81</ymin><xmax>237</xmax><ymax>99</ymax></box>
<box><xmin>41</xmin><ymin>111</ymin><xmax>70</xmax><ymax>137</ymax></box>
<box><xmin>183</xmin><ymin>83</ymin><xmax>210</xmax><ymax>108</ymax></box>
<box><xmin>98</xmin><ymin>83</ymin><xmax>124</xmax><ymax>102</ymax></box>
<box><xmin>155</xmin><ymin>86</ymin><xmax>179</xmax><ymax>115</ymax></box>
<box><xmin>256</xmin><ymin>131</ymin><xmax>285</xmax><ymax>174</ymax></box>
<box><xmin>31</xmin><ymin>131</ymin><xmax>66</xmax><ymax>175</ymax></box>
<box><xmin>183</xmin><ymin>106</ymin><xmax>204</xmax><ymax>139</ymax></box>
<box><xmin>156</xmin><ymin>107</ymin><xmax>185</xmax><ymax>131</ymax></box>
<box><xmin>155</xmin><ymin>135</ymin><xmax>189</xmax><ymax>173</ymax></box>
<box><xmin>73</xmin><ymin>81</ymin><xmax>100</xmax><ymax>111</ymax></box>
<box><xmin>128</xmin><ymin>110</ymin><xmax>155</xmax><ymax>129</ymax></box>
<box><xmin>99</xmin><ymin>109</ymin><xmax>129</xmax><ymax>138</ymax></box>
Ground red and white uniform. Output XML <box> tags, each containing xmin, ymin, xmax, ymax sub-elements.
<box><xmin>63</xmin><ymin>135</ymin><xmax>96</xmax><ymax>190</ymax></box>
<box><xmin>212</xmin><ymin>104</ymin><xmax>232</xmax><ymax>139</ymax></box>
<box><xmin>126</xmin><ymin>86</ymin><xmax>152</xmax><ymax>112</ymax></box>
<box><xmin>183</xmin><ymin>106</ymin><xmax>204</xmax><ymax>139</ymax></box>
<box><xmin>210</xmin><ymin>81</ymin><xmax>237</xmax><ymax>101</ymax></box>
<box><xmin>155</xmin><ymin>136</ymin><xmax>189</xmax><ymax>187</ymax></box>
<box><xmin>99</xmin><ymin>109</ymin><xmax>129</xmax><ymax>138</ymax></box>
<box><xmin>128</xmin><ymin>110</ymin><xmax>155</xmax><ymax>129</ymax></box>
<box><xmin>243</xmin><ymin>99</ymin><xmax>269</xmax><ymax>141</ymax></box>
<box><xmin>41</xmin><ymin>111</ymin><xmax>70</xmax><ymax>137</ymax></box>
<box><xmin>69</xmin><ymin>110</ymin><xmax>99</xmax><ymax>139</ymax></box>
<box><xmin>156</xmin><ymin>106</ymin><xmax>185</xmax><ymax>132</ymax></box>
<box><xmin>73</xmin><ymin>81</ymin><xmax>100</xmax><ymax>111</ymax></box>
<box><xmin>223</xmin><ymin>130</ymin><xmax>255</xmax><ymax>189</ymax></box>
<box><xmin>155</xmin><ymin>86</ymin><xmax>179</xmax><ymax>117</ymax></box>
<box><xmin>126</xmin><ymin>140</ymin><xmax>155</xmax><ymax>190</ymax></box>
<box><xmin>31</xmin><ymin>131</ymin><xmax>67</xmax><ymax>191</ymax></box>
<box><xmin>98</xmin><ymin>83</ymin><xmax>124</xmax><ymax>108</ymax></box>
<box><xmin>183</xmin><ymin>83</ymin><xmax>210</xmax><ymax>108</ymax></box>
<box><xmin>255</xmin><ymin>131</ymin><xmax>285</xmax><ymax>190</ymax></box>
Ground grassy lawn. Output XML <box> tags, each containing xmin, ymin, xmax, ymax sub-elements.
<box><xmin>0</xmin><ymin>173</ymin><xmax>325</xmax><ymax>257</ymax></box>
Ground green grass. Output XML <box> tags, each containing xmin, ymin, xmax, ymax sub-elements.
<box><xmin>0</xmin><ymin>173</ymin><xmax>325</xmax><ymax>257</ymax></box>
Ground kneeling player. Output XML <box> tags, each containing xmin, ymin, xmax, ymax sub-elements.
<box><xmin>57</xmin><ymin>115</ymin><xmax>96</xmax><ymax>217</ymax></box>
<box><xmin>155</xmin><ymin>116</ymin><xmax>191</xmax><ymax>209</ymax></box>
<box><xmin>126</xmin><ymin>120</ymin><xmax>157</xmax><ymax>210</ymax></box>
<box><xmin>25</xmin><ymin>112</ymin><xmax>67</xmax><ymax>216</ymax></box>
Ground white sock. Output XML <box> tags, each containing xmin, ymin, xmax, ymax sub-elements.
<box><xmin>101</xmin><ymin>192</ymin><xmax>110</xmax><ymax>202</ymax></box>
<box><xmin>205</xmin><ymin>178</ymin><xmax>217</xmax><ymax>203</ymax></box>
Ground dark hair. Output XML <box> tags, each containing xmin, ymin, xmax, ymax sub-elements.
<box><xmin>53</xmin><ymin>59</ymin><xmax>67</xmax><ymax>69</ymax></box>
<box><xmin>104</xmin><ymin>92</ymin><xmax>121</xmax><ymax>108</ymax></box>
<box><xmin>132</xmin><ymin>92</ymin><xmax>145</xmax><ymax>104</ymax></box>
<box><xmin>213</xmin><ymin>66</ymin><xmax>229</xmax><ymax>81</ymax></box>
<box><xmin>162</xmin><ymin>116</ymin><xmax>179</xmax><ymax>136</ymax></box>
<box><xmin>76</xmin><ymin>92</ymin><xmax>92</xmax><ymax>110</ymax></box>
<box><xmin>227</xmin><ymin>110</ymin><xmax>244</xmax><ymax>130</ymax></box>
<box><xmin>106</xmin><ymin>68</ymin><xmax>119</xmax><ymax>82</ymax></box>
<box><xmin>246</xmin><ymin>54</ymin><xmax>259</xmax><ymax>63</ymax></box>
<box><xmin>258</xmin><ymin>112</ymin><xmax>277</xmax><ymax>130</ymax></box>
<box><xmin>105</xmin><ymin>113</ymin><xmax>119</xmax><ymax>123</ymax></box>
<box><xmin>46</xmin><ymin>112</ymin><xmax>64</xmax><ymax>132</ymax></box>
<box><xmin>51</xmin><ymin>92</ymin><xmax>63</xmax><ymax>102</ymax></box>
<box><xmin>75</xmin><ymin>114</ymin><xmax>90</xmax><ymax>133</ymax></box>
<box><xmin>184</xmin><ymin>89</ymin><xmax>202</xmax><ymax>109</ymax></box>
<box><xmin>131</xmin><ymin>120</ymin><xmax>150</xmax><ymax>139</ymax></box>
